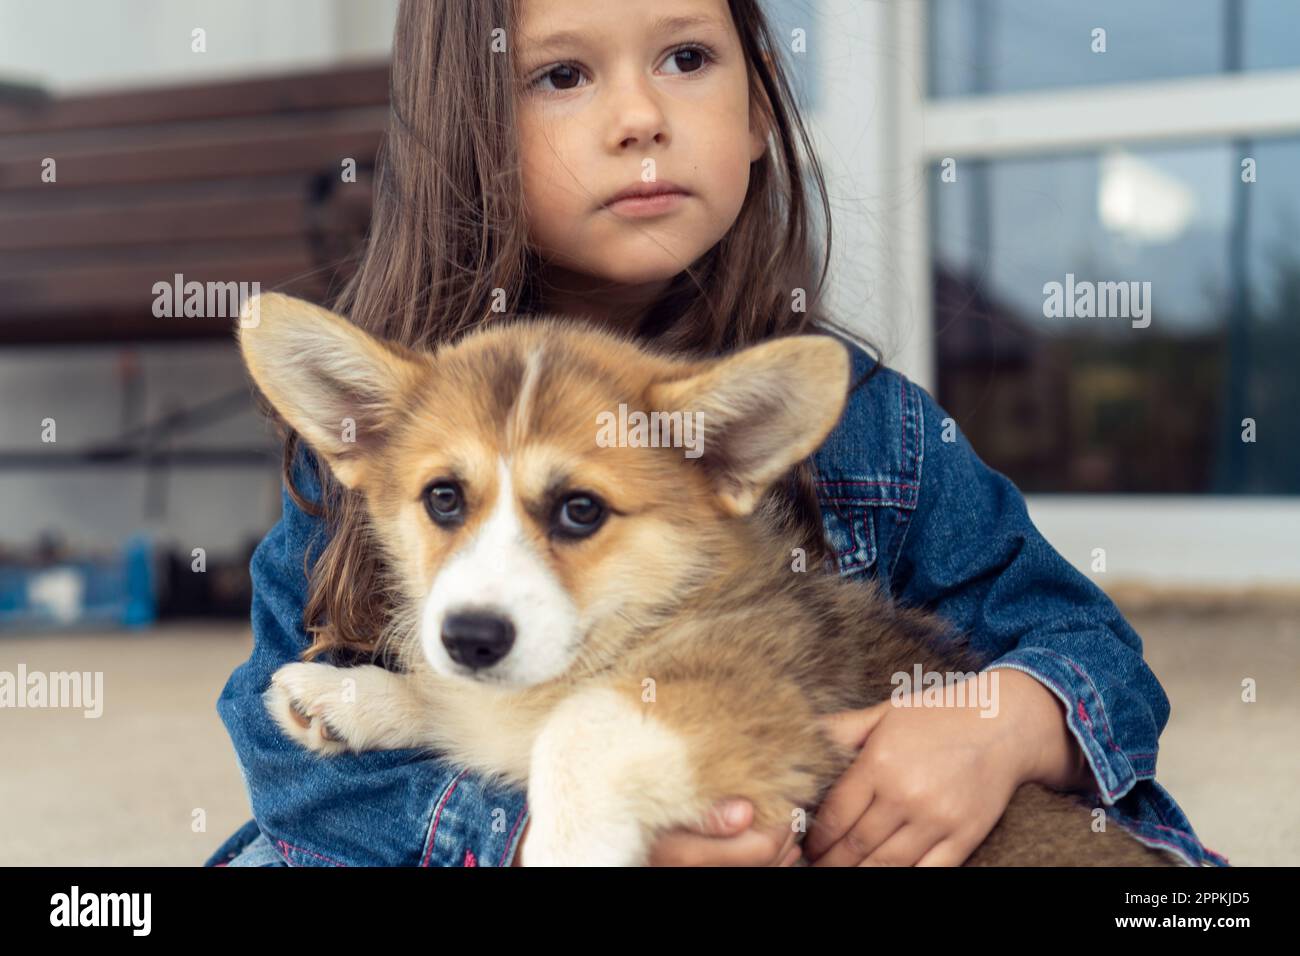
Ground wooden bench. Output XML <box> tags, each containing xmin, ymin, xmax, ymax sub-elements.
<box><xmin>0</xmin><ymin>62</ymin><xmax>388</xmax><ymax>344</ymax></box>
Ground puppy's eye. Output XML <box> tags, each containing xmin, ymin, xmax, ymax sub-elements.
<box><xmin>424</xmin><ymin>482</ymin><xmax>464</xmax><ymax>525</ymax></box>
<box><xmin>554</xmin><ymin>493</ymin><xmax>606</xmax><ymax>538</ymax></box>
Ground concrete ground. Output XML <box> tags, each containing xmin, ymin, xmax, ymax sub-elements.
<box><xmin>0</xmin><ymin>603</ymin><xmax>1296</xmax><ymax>866</ymax></box>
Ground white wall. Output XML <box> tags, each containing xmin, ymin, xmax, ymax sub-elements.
<box><xmin>0</xmin><ymin>0</ymin><xmax>398</xmax><ymax>92</ymax></box>
<box><xmin>808</xmin><ymin>0</ymin><xmax>926</xmax><ymax>384</ymax></box>
<box><xmin>0</xmin><ymin>346</ymin><xmax>279</xmax><ymax>556</ymax></box>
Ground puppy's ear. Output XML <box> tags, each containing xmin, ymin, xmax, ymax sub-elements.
<box><xmin>646</xmin><ymin>336</ymin><xmax>851</xmax><ymax>516</ymax></box>
<box><xmin>237</xmin><ymin>292</ymin><xmax>426</xmax><ymax>490</ymax></box>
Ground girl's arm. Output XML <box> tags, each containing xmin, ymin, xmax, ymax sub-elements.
<box><xmin>887</xmin><ymin>376</ymin><xmax>1168</xmax><ymax>806</ymax></box>
<box><xmin>213</xmin><ymin>448</ymin><xmax>529</xmax><ymax>867</ymax></box>
<box><xmin>987</xmin><ymin>666</ymin><xmax>1094</xmax><ymax>792</ymax></box>
<box><xmin>804</xmin><ymin>368</ymin><xmax>1175</xmax><ymax>866</ymax></box>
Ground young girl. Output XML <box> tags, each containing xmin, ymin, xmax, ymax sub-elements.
<box><xmin>205</xmin><ymin>0</ymin><xmax>1225</xmax><ymax>867</ymax></box>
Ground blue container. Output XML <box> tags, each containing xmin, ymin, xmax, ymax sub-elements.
<box><xmin>0</xmin><ymin>533</ymin><xmax>156</xmax><ymax>632</ymax></box>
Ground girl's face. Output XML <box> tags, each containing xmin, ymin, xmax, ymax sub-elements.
<box><xmin>515</xmin><ymin>0</ymin><xmax>767</xmax><ymax>292</ymax></box>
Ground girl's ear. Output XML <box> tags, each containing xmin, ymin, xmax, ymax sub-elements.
<box><xmin>237</xmin><ymin>293</ymin><xmax>427</xmax><ymax>491</ymax></box>
<box><xmin>645</xmin><ymin>336</ymin><xmax>850</xmax><ymax>517</ymax></box>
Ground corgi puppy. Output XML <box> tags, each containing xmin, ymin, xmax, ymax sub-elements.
<box><xmin>237</xmin><ymin>292</ymin><xmax>1178</xmax><ymax>867</ymax></box>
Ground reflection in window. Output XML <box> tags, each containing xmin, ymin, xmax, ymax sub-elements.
<box><xmin>929</xmin><ymin>0</ymin><xmax>1300</xmax><ymax>98</ymax></box>
<box><xmin>930</xmin><ymin>139</ymin><xmax>1300</xmax><ymax>493</ymax></box>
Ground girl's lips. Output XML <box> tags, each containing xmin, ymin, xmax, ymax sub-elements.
<box><xmin>602</xmin><ymin>191</ymin><xmax>689</xmax><ymax>217</ymax></box>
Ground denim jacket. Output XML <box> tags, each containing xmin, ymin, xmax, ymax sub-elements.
<box><xmin>204</xmin><ymin>338</ymin><xmax>1228</xmax><ymax>868</ymax></box>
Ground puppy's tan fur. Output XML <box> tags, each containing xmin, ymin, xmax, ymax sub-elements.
<box><xmin>239</xmin><ymin>292</ymin><xmax>1178</xmax><ymax>867</ymax></box>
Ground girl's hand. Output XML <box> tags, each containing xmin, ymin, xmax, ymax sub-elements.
<box><xmin>646</xmin><ymin>798</ymin><xmax>803</xmax><ymax>866</ymax></box>
<box><xmin>803</xmin><ymin>669</ymin><xmax>1087</xmax><ymax>867</ymax></box>
<box><xmin>512</xmin><ymin>798</ymin><xmax>802</xmax><ymax>866</ymax></box>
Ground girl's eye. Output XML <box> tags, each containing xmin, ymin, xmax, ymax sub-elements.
<box><xmin>527</xmin><ymin>43</ymin><xmax>716</xmax><ymax>93</ymax></box>
<box><xmin>554</xmin><ymin>493</ymin><xmax>607</xmax><ymax>538</ymax></box>
<box><xmin>424</xmin><ymin>482</ymin><xmax>464</xmax><ymax>525</ymax></box>
<box><xmin>660</xmin><ymin>44</ymin><xmax>714</xmax><ymax>76</ymax></box>
<box><xmin>537</xmin><ymin>63</ymin><xmax>584</xmax><ymax>93</ymax></box>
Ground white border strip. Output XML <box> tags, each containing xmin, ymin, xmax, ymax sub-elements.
<box><xmin>922</xmin><ymin>69</ymin><xmax>1300</xmax><ymax>160</ymax></box>
<box><xmin>891</xmin><ymin>0</ymin><xmax>935</xmax><ymax>391</ymax></box>
<box><xmin>1027</xmin><ymin>496</ymin><xmax>1300</xmax><ymax>586</ymax></box>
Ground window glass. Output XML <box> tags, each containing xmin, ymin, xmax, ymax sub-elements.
<box><xmin>929</xmin><ymin>0</ymin><xmax>1300</xmax><ymax>98</ymax></box>
<box><xmin>931</xmin><ymin>139</ymin><xmax>1300</xmax><ymax>493</ymax></box>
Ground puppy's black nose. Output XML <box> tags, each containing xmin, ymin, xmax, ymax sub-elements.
<box><xmin>441</xmin><ymin>612</ymin><xmax>515</xmax><ymax>669</ymax></box>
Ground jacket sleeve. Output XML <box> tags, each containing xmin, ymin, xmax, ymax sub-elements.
<box><xmin>887</xmin><ymin>377</ymin><xmax>1168</xmax><ymax>806</ymax></box>
<box><xmin>215</xmin><ymin>444</ymin><xmax>529</xmax><ymax>866</ymax></box>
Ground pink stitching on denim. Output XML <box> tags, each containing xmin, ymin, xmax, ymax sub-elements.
<box><xmin>1055</xmin><ymin>661</ymin><xmax>1157</xmax><ymax>759</ymax></box>
<box><xmin>888</xmin><ymin>384</ymin><xmax>922</xmax><ymax>582</ymax></box>
<box><xmin>838</xmin><ymin>509</ymin><xmax>857</xmax><ymax>559</ymax></box>
<box><xmin>496</xmin><ymin>806</ymin><xmax>529</xmax><ymax>867</ymax></box>
<box><xmin>1000</xmin><ymin>664</ymin><xmax>1125</xmax><ymax>801</ymax></box>
<box><xmin>1109</xmin><ymin>826</ymin><xmax>1198</xmax><ymax>864</ymax></box>
<box><xmin>1045</xmin><ymin>662</ymin><xmax>1154</xmax><ymax>780</ymax></box>
<box><xmin>1197</xmin><ymin>845</ymin><xmax>1230</xmax><ymax>865</ymax></box>
<box><xmin>900</xmin><ymin>374</ymin><xmax>910</xmax><ymax>473</ymax></box>
<box><xmin>900</xmin><ymin>375</ymin><xmax>922</xmax><ymax>488</ymax></box>
<box><xmin>840</xmin><ymin>511</ymin><xmax>877</xmax><ymax>573</ymax></box>
<box><xmin>1143</xmin><ymin>820</ymin><xmax>1223</xmax><ymax>841</ymax></box>
<box><xmin>421</xmin><ymin>768</ymin><xmax>469</xmax><ymax>867</ymax></box>
<box><xmin>463</xmin><ymin>848</ymin><xmax>477</xmax><ymax>867</ymax></box>
<box><xmin>1057</xmin><ymin>652</ymin><xmax>1123</xmax><ymax>754</ymax></box>
<box><xmin>820</xmin><ymin>503</ymin><xmax>876</xmax><ymax>569</ymax></box>
<box><xmin>816</xmin><ymin>480</ymin><xmax>920</xmax><ymax>489</ymax></box>
<box><xmin>1020</xmin><ymin>647</ymin><xmax>1127</xmax><ymax>758</ymax></box>
<box><xmin>276</xmin><ymin>839</ymin><xmax>347</xmax><ymax>867</ymax></box>
<box><xmin>1108</xmin><ymin>814</ymin><xmax>1229</xmax><ymax>865</ymax></box>
<box><xmin>820</xmin><ymin>496</ymin><xmax>911</xmax><ymax>508</ymax></box>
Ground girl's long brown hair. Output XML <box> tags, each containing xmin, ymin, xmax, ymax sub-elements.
<box><xmin>264</xmin><ymin>0</ymin><xmax>883</xmax><ymax>662</ymax></box>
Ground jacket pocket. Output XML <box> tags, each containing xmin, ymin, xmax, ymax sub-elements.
<box><xmin>819</xmin><ymin>504</ymin><xmax>877</xmax><ymax>576</ymax></box>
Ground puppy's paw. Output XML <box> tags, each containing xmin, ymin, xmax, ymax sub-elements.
<box><xmin>522</xmin><ymin>686</ymin><xmax>698</xmax><ymax>866</ymax></box>
<box><xmin>264</xmin><ymin>662</ymin><xmax>358</xmax><ymax>755</ymax></box>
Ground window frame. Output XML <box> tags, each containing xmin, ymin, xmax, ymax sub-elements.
<box><xmin>872</xmin><ymin>0</ymin><xmax>1300</xmax><ymax>585</ymax></box>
